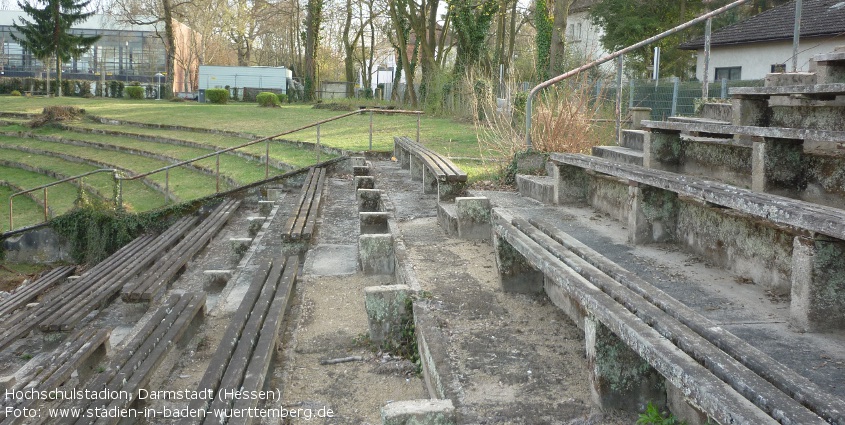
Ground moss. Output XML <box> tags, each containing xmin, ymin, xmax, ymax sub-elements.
<box><xmin>764</xmin><ymin>140</ymin><xmax>803</xmax><ymax>188</ymax></box>
<box><xmin>495</xmin><ymin>236</ymin><xmax>530</xmax><ymax>276</ymax></box>
<box><xmin>594</xmin><ymin>323</ymin><xmax>656</xmax><ymax>393</ymax></box>
<box><xmin>641</xmin><ymin>188</ymin><xmax>678</xmax><ymax>231</ymax></box>
<box><xmin>803</xmin><ymin>154</ymin><xmax>845</xmax><ymax>195</ymax></box>
<box><xmin>650</xmin><ymin>132</ymin><xmax>683</xmax><ymax>165</ymax></box>
<box><xmin>684</xmin><ymin>142</ymin><xmax>751</xmax><ymax>173</ymax></box>
<box><xmin>811</xmin><ymin>240</ymin><xmax>845</xmax><ymax>325</ymax></box>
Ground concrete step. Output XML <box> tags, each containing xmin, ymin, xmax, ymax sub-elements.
<box><xmin>731</xmin><ymin>82</ymin><xmax>845</xmax><ymax>98</ymax></box>
<box><xmin>436</xmin><ymin>202</ymin><xmax>458</xmax><ymax>236</ymax></box>
<box><xmin>621</xmin><ymin>129</ymin><xmax>646</xmax><ymax>151</ymax></box>
<box><xmin>591</xmin><ymin>145</ymin><xmax>644</xmax><ymax>166</ymax></box>
<box><xmin>698</xmin><ymin>103</ymin><xmax>732</xmax><ymax>122</ymax></box>
<box><xmin>668</xmin><ymin>116</ymin><xmax>731</xmax><ymax>126</ymax></box>
<box><xmin>516</xmin><ymin>174</ymin><xmax>556</xmax><ymax>205</ymax></box>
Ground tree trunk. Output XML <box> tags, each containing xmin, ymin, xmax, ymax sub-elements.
<box><xmin>163</xmin><ymin>0</ymin><xmax>176</xmax><ymax>94</ymax></box>
<box><xmin>343</xmin><ymin>0</ymin><xmax>355</xmax><ymax>97</ymax></box>
<box><xmin>304</xmin><ymin>0</ymin><xmax>323</xmax><ymax>101</ymax></box>
<box><xmin>549</xmin><ymin>0</ymin><xmax>572</xmax><ymax>77</ymax></box>
<box><xmin>388</xmin><ymin>0</ymin><xmax>417</xmax><ymax>107</ymax></box>
<box><xmin>56</xmin><ymin>56</ymin><xmax>62</xmax><ymax>97</ymax></box>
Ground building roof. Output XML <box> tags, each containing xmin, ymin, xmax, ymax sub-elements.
<box><xmin>571</xmin><ymin>0</ymin><xmax>600</xmax><ymax>14</ymax></box>
<box><xmin>680</xmin><ymin>0</ymin><xmax>845</xmax><ymax>50</ymax></box>
<box><xmin>0</xmin><ymin>10</ymin><xmax>160</xmax><ymax>32</ymax></box>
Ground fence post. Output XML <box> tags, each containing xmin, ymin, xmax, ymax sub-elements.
<box><xmin>721</xmin><ymin>78</ymin><xmax>728</xmax><ymax>99</ymax></box>
<box><xmin>216</xmin><ymin>153</ymin><xmax>221</xmax><ymax>193</ymax></box>
<box><xmin>316</xmin><ymin>124</ymin><xmax>321</xmax><ymax>163</ymax></box>
<box><xmin>671</xmin><ymin>77</ymin><xmax>680</xmax><ymax>116</ymax></box>
<box><xmin>615</xmin><ymin>55</ymin><xmax>624</xmax><ymax>146</ymax></box>
<box><xmin>165</xmin><ymin>168</ymin><xmax>170</xmax><ymax>204</ymax></box>
<box><xmin>265</xmin><ymin>139</ymin><xmax>270</xmax><ymax>179</ymax></box>
<box><xmin>115</xmin><ymin>174</ymin><xmax>123</xmax><ymax>211</ymax></box>
<box><xmin>43</xmin><ymin>187</ymin><xmax>48</xmax><ymax>222</ymax></box>
<box><xmin>416</xmin><ymin>113</ymin><xmax>421</xmax><ymax>143</ymax></box>
<box><xmin>369</xmin><ymin>111</ymin><xmax>374</xmax><ymax>151</ymax></box>
<box><xmin>9</xmin><ymin>197</ymin><xmax>13</xmax><ymax>231</ymax></box>
<box><xmin>629</xmin><ymin>79</ymin><xmax>635</xmax><ymax>109</ymax></box>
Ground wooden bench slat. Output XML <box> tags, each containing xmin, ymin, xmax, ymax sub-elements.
<box><xmin>283</xmin><ymin>168</ymin><xmax>317</xmax><ymax>241</ymax></box>
<box><xmin>0</xmin><ymin>266</ymin><xmax>74</xmax><ymax>319</ymax></box>
<box><xmin>229</xmin><ymin>257</ymin><xmax>299</xmax><ymax>424</ymax></box>
<box><xmin>291</xmin><ymin>169</ymin><xmax>320</xmax><ymax>239</ymax></box>
<box><xmin>395</xmin><ymin>136</ymin><xmax>467</xmax><ymax>182</ymax></box>
<box><xmin>301</xmin><ymin>168</ymin><xmax>326</xmax><ymax>240</ymax></box>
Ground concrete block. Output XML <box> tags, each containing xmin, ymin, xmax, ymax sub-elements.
<box><xmin>203</xmin><ymin>270</ymin><xmax>233</xmax><ymax>287</ymax></box>
<box><xmin>265</xmin><ymin>188</ymin><xmax>284</xmax><ymax>201</ymax></box>
<box><xmin>409</xmin><ymin>157</ymin><xmax>424</xmax><ymax>181</ymax></box>
<box><xmin>229</xmin><ymin>238</ymin><xmax>252</xmax><ymax>257</ymax></box>
<box><xmin>355</xmin><ymin>175</ymin><xmax>375</xmax><ymax>190</ymax></box>
<box><xmin>258</xmin><ymin>200</ymin><xmax>275</xmax><ymax>216</ymax></box>
<box><xmin>353</xmin><ymin>165</ymin><xmax>371</xmax><ymax>176</ymax></box>
<box><xmin>621</xmin><ymin>130</ymin><xmax>646</xmax><ymax>151</ymax></box>
<box><xmin>493</xmin><ymin>234</ymin><xmax>544</xmax><ymax>294</ymax></box>
<box><xmin>381</xmin><ymin>399</ymin><xmax>456</xmax><ymax>425</ymax></box>
<box><xmin>731</xmin><ymin>97</ymin><xmax>768</xmax><ymax>127</ymax></box>
<box><xmin>437</xmin><ymin>181</ymin><xmax>466</xmax><ymax>202</ymax></box>
<box><xmin>358</xmin><ymin>189</ymin><xmax>382</xmax><ymax>212</ymax></box>
<box><xmin>0</xmin><ymin>375</ymin><xmax>15</xmax><ymax>392</ymax></box>
<box><xmin>666</xmin><ymin>381</ymin><xmax>709</xmax><ymax>425</ymax></box>
<box><xmin>764</xmin><ymin>72</ymin><xmax>816</xmax><ymax>87</ymax></box>
<box><xmin>364</xmin><ymin>284</ymin><xmax>411</xmax><ymax>344</ymax></box>
<box><xmin>552</xmin><ymin>163</ymin><xmax>588</xmax><ymax>203</ymax></box>
<box><xmin>360</xmin><ymin>212</ymin><xmax>390</xmax><ymax>234</ymax></box>
<box><xmin>456</xmin><ymin>197</ymin><xmax>491</xmax><ymax>240</ymax></box>
<box><xmin>350</xmin><ymin>156</ymin><xmax>367</xmax><ymax>167</ymax></box>
<box><xmin>515</xmin><ymin>151</ymin><xmax>546</xmax><ymax>174</ymax></box>
<box><xmin>359</xmin><ymin>234</ymin><xmax>395</xmax><ymax>275</ymax></box>
<box><xmin>516</xmin><ymin>175</ymin><xmax>556</xmax><ymax>204</ymax></box>
<box><xmin>646</xmin><ymin>131</ymin><xmax>684</xmax><ymax>169</ymax></box>
<box><xmin>628</xmin><ymin>184</ymin><xmax>678</xmax><ymax>245</ymax></box>
<box><xmin>422</xmin><ymin>168</ymin><xmax>438</xmax><ymax>195</ymax></box>
<box><xmin>436</xmin><ymin>203</ymin><xmax>458</xmax><ymax>236</ymax></box>
<box><xmin>67</xmin><ymin>275</ymin><xmax>81</xmax><ymax>282</ymax></box>
<box><xmin>751</xmin><ymin>138</ymin><xmax>803</xmax><ymax>193</ymax></box>
<box><xmin>629</xmin><ymin>107</ymin><xmax>651</xmax><ymax>130</ymax></box>
<box><xmin>585</xmin><ymin>316</ymin><xmax>665</xmax><ymax>413</ymax></box>
<box><xmin>791</xmin><ymin>236</ymin><xmax>845</xmax><ymax>332</ymax></box>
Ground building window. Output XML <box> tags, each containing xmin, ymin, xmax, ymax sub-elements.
<box><xmin>714</xmin><ymin>66</ymin><xmax>741</xmax><ymax>81</ymax></box>
<box><xmin>569</xmin><ymin>24</ymin><xmax>575</xmax><ymax>39</ymax></box>
<box><xmin>577</xmin><ymin>23</ymin><xmax>582</xmax><ymax>40</ymax></box>
<box><xmin>771</xmin><ymin>64</ymin><xmax>786</xmax><ymax>73</ymax></box>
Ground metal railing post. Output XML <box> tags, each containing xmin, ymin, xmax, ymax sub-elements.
<box><xmin>43</xmin><ymin>188</ymin><xmax>48</xmax><ymax>222</ymax></box>
<box><xmin>316</xmin><ymin>124</ymin><xmax>321</xmax><ymax>163</ymax></box>
<box><xmin>265</xmin><ymin>139</ymin><xmax>270</xmax><ymax>179</ymax></box>
<box><xmin>369</xmin><ymin>111</ymin><xmax>374</xmax><ymax>151</ymax></box>
<box><xmin>9</xmin><ymin>197</ymin><xmax>13</xmax><ymax>231</ymax></box>
<box><xmin>165</xmin><ymin>168</ymin><xmax>170</xmax><ymax>204</ymax></box>
<box><xmin>629</xmin><ymin>79</ymin><xmax>635</xmax><ymax>108</ymax></box>
<box><xmin>416</xmin><ymin>114</ymin><xmax>421</xmax><ymax>143</ymax></box>
<box><xmin>216</xmin><ymin>153</ymin><xmax>221</xmax><ymax>193</ymax></box>
<box><xmin>524</xmin><ymin>0</ymin><xmax>751</xmax><ymax>148</ymax></box>
<box><xmin>702</xmin><ymin>17</ymin><xmax>712</xmax><ymax>100</ymax></box>
<box><xmin>116</xmin><ymin>174</ymin><xmax>123</xmax><ymax>211</ymax></box>
<box><xmin>721</xmin><ymin>78</ymin><xmax>728</xmax><ymax>99</ymax></box>
<box><xmin>615</xmin><ymin>55</ymin><xmax>624</xmax><ymax>145</ymax></box>
<box><xmin>671</xmin><ymin>77</ymin><xmax>680</xmax><ymax>117</ymax></box>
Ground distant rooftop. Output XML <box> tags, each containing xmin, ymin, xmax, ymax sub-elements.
<box><xmin>681</xmin><ymin>0</ymin><xmax>845</xmax><ymax>49</ymax></box>
<box><xmin>0</xmin><ymin>10</ymin><xmax>160</xmax><ymax>32</ymax></box>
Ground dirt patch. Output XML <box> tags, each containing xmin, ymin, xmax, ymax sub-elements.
<box><xmin>28</xmin><ymin>106</ymin><xmax>85</xmax><ymax>128</ymax></box>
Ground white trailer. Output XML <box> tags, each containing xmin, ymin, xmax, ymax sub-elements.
<box><xmin>198</xmin><ymin>65</ymin><xmax>291</xmax><ymax>93</ymax></box>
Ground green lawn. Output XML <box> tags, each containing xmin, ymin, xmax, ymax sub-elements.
<box><xmin>0</xmin><ymin>97</ymin><xmax>480</xmax><ymax>157</ymax></box>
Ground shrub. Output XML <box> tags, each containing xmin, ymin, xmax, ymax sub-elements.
<box><xmin>206</xmin><ymin>88</ymin><xmax>229</xmax><ymax>104</ymax></box>
<box><xmin>277</xmin><ymin>93</ymin><xmax>288</xmax><ymax>103</ymax></box>
<box><xmin>256</xmin><ymin>91</ymin><xmax>281</xmax><ymax>107</ymax></box>
<box><xmin>10</xmin><ymin>90</ymin><xmax>21</xmax><ymax>96</ymax></box>
<box><xmin>126</xmin><ymin>86</ymin><xmax>145</xmax><ymax>99</ymax></box>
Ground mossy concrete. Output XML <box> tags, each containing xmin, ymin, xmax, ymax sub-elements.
<box><xmin>365</xmin><ymin>284</ymin><xmax>411</xmax><ymax>344</ymax></box>
<box><xmin>381</xmin><ymin>399</ymin><xmax>456</xmax><ymax>425</ymax></box>
<box><xmin>552</xmin><ymin>163</ymin><xmax>588</xmax><ymax>203</ymax></box>
<box><xmin>359</xmin><ymin>233</ymin><xmax>395</xmax><ymax>275</ymax></box>
<box><xmin>455</xmin><ymin>197</ymin><xmax>491</xmax><ymax>240</ymax></box>
<box><xmin>357</xmin><ymin>189</ymin><xmax>382</xmax><ymax>212</ymax></box>
<box><xmin>791</xmin><ymin>236</ymin><xmax>845</xmax><ymax>332</ymax></box>
<box><xmin>356</xmin><ymin>175</ymin><xmax>375</xmax><ymax>190</ymax></box>
<box><xmin>493</xmin><ymin>234</ymin><xmax>543</xmax><ymax>294</ymax></box>
<box><xmin>587</xmin><ymin>174</ymin><xmax>629</xmax><ymax>224</ymax></box>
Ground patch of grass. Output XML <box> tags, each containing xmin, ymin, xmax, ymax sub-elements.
<box><xmin>0</xmin><ymin>162</ymin><xmax>90</xmax><ymax>229</ymax></box>
<box><xmin>0</xmin><ymin>183</ymin><xmax>43</xmax><ymax>232</ymax></box>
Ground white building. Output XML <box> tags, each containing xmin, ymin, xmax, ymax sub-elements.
<box><xmin>566</xmin><ymin>0</ymin><xmax>608</xmax><ymax>64</ymax></box>
<box><xmin>680</xmin><ymin>0</ymin><xmax>845</xmax><ymax>81</ymax></box>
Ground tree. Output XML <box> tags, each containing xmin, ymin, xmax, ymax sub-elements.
<box><xmin>534</xmin><ymin>0</ymin><xmax>551</xmax><ymax>80</ymax></box>
<box><xmin>12</xmin><ymin>0</ymin><xmax>100</xmax><ymax>96</ymax></box>
<box><xmin>449</xmin><ymin>0</ymin><xmax>498</xmax><ymax>76</ymax></box>
<box><xmin>303</xmin><ymin>0</ymin><xmax>323</xmax><ymax>101</ymax></box>
<box><xmin>548</xmin><ymin>0</ymin><xmax>574</xmax><ymax>76</ymax></box>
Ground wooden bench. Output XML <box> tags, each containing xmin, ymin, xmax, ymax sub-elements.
<box><xmin>182</xmin><ymin>256</ymin><xmax>298</xmax><ymax>425</ymax></box>
<box><xmin>0</xmin><ymin>266</ymin><xmax>74</xmax><ymax>319</ymax></box>
<box><xmin>283</xmin><ymin>167</ymin><xmax>326</xmax><ymax>242</ymax></box>
<box><xmin>58</xmin><ymin>292</ymin><xmax>206</xmax><ymax>425</ymax></box>
<box><xmin>491</xmin><ymin>209</ymin><xmax>840</xmax><ymax>424</ymax></box>
<box><xmin>0</xmin><ymin>327</ymin><xmax>111</xmax><ymax>424</ymax></box>
<box><xmin>122</xmin><ymin>199</ymin><xmax>241</xmax><ymax>302</ymax></box>
<box><xmin>393</xmin><ymin>136</ymin><xmax>467</xmax><ymax>201</ymax></box>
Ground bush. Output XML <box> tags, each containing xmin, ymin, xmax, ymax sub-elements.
<box><xmin>206</xmin><ymin>88</ymin><xmax>229</xmax><ymax>104</ymax></box>
<box><xmin>277</xmin><ymin>93</ymin><xmax>288</xmax><ymax>103</ymax></box>
<box><xmin>10</xmin><ymin>90</ymin><xmax>21</xmax><ymax>96</ymax></box>
<box><xmin>126</xmin><ymin>86</ymin><xmax>145</xmax><ymax>99</ymax></box>
<box><xmin>256</xmin><ymin>91</ymin><xmax>281</xmax><ymax>107</ymax></box>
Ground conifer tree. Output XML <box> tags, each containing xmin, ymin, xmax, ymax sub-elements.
<box><xmin>12</xmin><ymin>0</ymin><xmax>101</xmax><ymax>96</ymax></box>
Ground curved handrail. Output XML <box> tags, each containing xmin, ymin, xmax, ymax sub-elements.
<box><xmin>6</xmin><ymin>108</ymin><xmax>423</xmax><ymax>232</ymax></box>
<box><xmin>524</xmin><ymin>0</ymin><xmax>751</xmax><ymax>149</ymax></box>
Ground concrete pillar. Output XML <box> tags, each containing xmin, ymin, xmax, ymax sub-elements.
<box><xmin>456</xmin><ymin>197</ymin><xmax>491</xmax><ymax>240</ymax></box>
<box><xmin>381</xmin><ymin>399</ymin><xmax>456</xmax><ymax>425</ymax></box>
<box><xmin>364</xmin><ymin>284</ymin><xmax>411</xmax><ymax>344</ymax></box>
<box><xmin>629</xmin><ymin>107</ymin><xmax>652</xmax><ymax>130</ymax></box>
<box><xmin>358</xmin><ymin>189</ymin><xmax>382</xmax><ymax>212</ymax></box>
<box><xmin>666</xmin><ymin>382</ymin><xmax>709</xmax><ymax>425</ymax></box>
<box><xmin>437</xmin><ymin>181</ymin><xmax>466</xmax><ymax>202</ymax></box>
<box><xmin>790</xmin><ymin>236</ymin><xmax>845</xmax><ymax>332</ymax></box>
<box><xmin>731</xmin><ymin>96</ymin><xmax>768</xmax><ymax>127</ymax></box>
<box><xmin>493</xmin><ymin>234</ymin><xmax>544</xmax><ymax>294</ymax></box>
<box><xmin>750</xmin><ymin>138</ymin><xmax>803</xmax><ymax>193</ymax></box>
<box><xmin>265</xmin><ymin>188</ymin><xmax>284</xmax><ymax>201</ymax></box>
<box><xmin>585</xmin><ymin>315</ymin><xmax>665</xmax><ymax>413</ymax></box>
<box><xmin>551</xmin><ymin>163</ymin><xmax>588</xmax><ymax>204</ymax></box>
<box><xmin>410</xmin><ymin>156</ymin><xmax>424</xmax><ymax>181</ymax></box>
<box><xmin>258</xmin><ymin>200</ymin><xmax>275</xmax><ymax>216</ymax></box>
<box><xmin>422</xmin><ymin>168</ymin><xmax>438</xmax><ymax>195</ymax></box>
<box><xmin>360</xmin><ymin>212</ymin><xmax>390</xmax><ymax>234</ymax></box>
<box><xmin>353</xmin><ymin>165</ymin><xmax>371</xmax><ymax>176</ymax></box>
<box><xmin>355</xmin><ymin>175</ymin><xmax>375</xmax><ymax>190</ymax></box>
<box><xmin>627</xmin><ymin>183</ymin><xmax>678</xmax><ymax>245</ymax></box>
<box><xmin>399</xmin><ymin>149</ymin><xmax>411</xmax><ymax>170</ymax></box>
<box><xmin>359</xmin><ymin>234</ymin><xmax>395</xmax><ymax>275</ymax></box>
<box><xmin>643</xmin><ymin>130</ymin><xmax>683</xmax><ymax>171</ymax></box>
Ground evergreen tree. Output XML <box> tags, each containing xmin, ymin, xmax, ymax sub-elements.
<box><xmin>12</xmin><ymin>0</ymin><xmax>100</xmax><ymax>96</ymax></box>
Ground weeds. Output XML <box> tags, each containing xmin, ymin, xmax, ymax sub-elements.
<box><xmin>637</xmin><ymin>402</ymin><xmax>686</xmax><ymax>425</ymax></box>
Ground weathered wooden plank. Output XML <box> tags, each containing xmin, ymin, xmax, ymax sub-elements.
<box><xmin>301</xmin><ymin>168</ymin><xmax>326</xmax><ymax>240</ymax></box>
<box><xmin>0</xmin><ymin>266</ymin><xmax>74</xmax><ymax>319</ymax></box>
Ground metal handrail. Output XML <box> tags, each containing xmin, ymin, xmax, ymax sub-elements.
<box><xmin>8</xmin><ymin>168</ymin><xmax>117</xmax><ymax>231</ymax></box>
<box><xmin>524</xmin><ymin>0</ymin><xmax>751</xmax><ymax>149</ymax></box>
<box><xmin>7</xmin><ymin>108</ymin><xmax>422</xmax><ymax>232</ymax></box>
